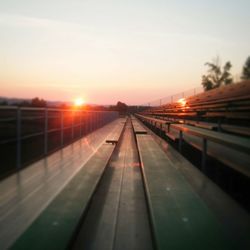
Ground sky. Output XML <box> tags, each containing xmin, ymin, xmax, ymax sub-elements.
<box><xmin>0</xmin><ymin>0</ymin><xmax>249</xmax><ymax>105</ymax></box>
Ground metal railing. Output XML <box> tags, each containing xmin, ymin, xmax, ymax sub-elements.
<box><xmin>0</xmin><ymin>106</ymin><xmax>118</xmax><ymax>174</ymax></box>
<box><xmin>141</xmin><ymin>86</ymin><xmax>204</xmax><ymax>107</ymax></box>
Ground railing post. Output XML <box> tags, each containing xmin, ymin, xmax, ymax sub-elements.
<box><xmin>16</xmin><ymin>108</ymin><xmax>21</xmax><ymax>169</ymax></box>
<box><xmin>71</xmin><ymin>111</ymin><xmax>74</xmax><ymax>140</ymax></box>
<box><xmin>80</xmin><ymin>110</ymin><xmax>82</xmax><ymax>137</ymax></box>
<box><xmin>95</xmin><ymin>112</ymin><xmax>97</xmax><ymax>129</ymax></box>
<box><xmin>97</xmin><ymin>112</ymin><xmax>99</xmax><ymax>128</ymax></box>
<box><xmin>218</xmin><ymin>119</ymin><xmax>222</xmax><ymax>132</ymax></box>
<box><xmin>95</xmin><ymin>112</ymin><xmax>97</xmax><ymax>130</ymax></box>
<box><xmin>83</xmin><ymin>112</ymin><xmax>86</xmax><ymax>135</ymax></box>
<box><xmin>89</xmin><ymin>112</ymin><xmax>92</xmax><ymax>132</ymax></box>
<box><xmin>178</xmin><ymin>130</ymin><xmax>183</xmax><ymax>153</ymax></box>
<box><xmin>94</xmin><ymin>112</ymin><xmax>97</xmax><ymax>130</ymax></box>
<box><xmin>91</xmin><ymin>112</ymin><xmax>93</xmax><ymax>132</ymax></box>
<box><xmin>87</xmin><ymin>112</ymin><xmax>89</xmax><ymax>133</ymax></box>
<box><xmin>61</xmin><ymin>110</ymin><xmax>64</xmax><ymax>147</ymax></box>
<box><xmin>202</xmin><ymin>138</ymin><xmax>207</xmax><ymax>173</ymax></box>
<box><xmin>88</xmin><ymin>113</ymin><xmax>90</xmax><ymax>133</ymax></box>
<box><xmin>44</xmin><ymin>108</ymin><xmax>48</xmax><ymax>155</ymax></box>
<box><xmin>98</xmin><ymin>112</ymin><xmax>100</xmax><ymax>128</ymax></box>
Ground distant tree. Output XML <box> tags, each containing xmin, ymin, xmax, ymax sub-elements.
<box><xmin>202</xmin><ymin>56</ymin><xmax>233</xmax><ymax>91</ymax></box>
<box><xmin>91</xmin><ymin>105</ymin><xmax>107</xmax><ymax>111</ymax></box>
<box><xmin>19</xmin><ymin>100</ymin><xmax>31</xmax><ymax>107</ymax></box>
<box><xmin>31</xmin><ymin>97</ymin><xmax>47</xmax><ymax>107</ymax></box>
<box><xmin>116</xmin><ymin>101</ymin><xmax>127</xmax><ymax>113</ymax></box>
<box><xmin>241</xmin><ymin>56</ymin><xmax>250</xmax><ymax>80</ymax></box>
<box><xmin>0</xmin><ymin>100</ymin><xmax>8</xmax><ymax>106</ymax></box>
<box><xmin>59</xmin><ymin>103</ymin><xmax>70</xmax><ymax>109</ymax></box>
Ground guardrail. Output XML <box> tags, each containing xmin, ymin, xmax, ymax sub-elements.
<box><xmin>0</xmin><ymin>106</ymin><xmax>118</xmax><ymax>176</ymax></box>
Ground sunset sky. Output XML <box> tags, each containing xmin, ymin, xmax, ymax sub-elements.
<box><xmin>1</xmin><ymin>0</ymin><xmax>249</xmax><ymax>105</ymax></box>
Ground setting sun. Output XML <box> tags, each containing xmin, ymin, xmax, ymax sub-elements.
<box><xmin>74</xmin><ymin>98</ymin><xmax>85</xmax><ymax>107</ymax></box>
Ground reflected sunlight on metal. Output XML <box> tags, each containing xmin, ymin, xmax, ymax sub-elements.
<box><xmin>140</xmin><ymin>86</ymin><xmax>203</xmax><ymax>108</ymax></box>
<box><xmin>83</xmin><ymin>137</ymin><xmax>98</xmax><ymax>155</ymax></box>
<box><xmin>177</xmin><ymin>98</ymin><xmax>187</xmax><ymax>107</ymax></box>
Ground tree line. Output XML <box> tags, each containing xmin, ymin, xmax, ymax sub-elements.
<box><xmin>0</xmin><ymin>97</ymin><xmax>47</xmax><ymax>107</ymax></box>
<box><xmin>202</xmin><ymin>56</ymin><xmax>250</xmax><ymax>91</ymax></box>
<box><xmin>0</xmin><ymin>98</ymin><xmax>129</xmax><ymax>114</ymax></box>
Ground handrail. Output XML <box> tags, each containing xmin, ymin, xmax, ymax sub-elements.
<box><xmin>136</xmin><ymin>114</ymin><xmax>250</xmax><ymax>175</ymax></box>
<box><xmin>171</xmin><ymin>124</ymin><xmax>250</xmax><ymax>154</ymax></box>
<box><xmin>136</xmin><ymin>114</ymin><xmax>170</xmax><ymax>124</ymax></box>
<box><xmin>0</xmin><ymin>105</ymin><xmax>114</xmax><ymax>112</ymax></box>
<box><xmin>0</xmin><ymin>107</ymin><xmax>119</xmax><ymax>174</ymax></box>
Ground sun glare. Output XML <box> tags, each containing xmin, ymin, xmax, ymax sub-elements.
<box><xmin>74</xmin><ymin>98</ymin><xmax>85</xmax><ymax>107</ymax></box>
<box><xmin>177</xmin><ymin>98</ymin><xmax>187</xmax><ymax>107</ymax></box>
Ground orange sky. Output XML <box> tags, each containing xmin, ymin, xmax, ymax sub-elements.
<box><xmin>0</xmin><ymin>1</ymin><xmax>249</xmax><ymax>105</ymax></box>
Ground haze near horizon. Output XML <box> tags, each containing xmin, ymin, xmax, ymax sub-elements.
<box><xmin>0</xmin><ymin>0</ymin><xmax>249</xmax><ymax>105</ymax></box>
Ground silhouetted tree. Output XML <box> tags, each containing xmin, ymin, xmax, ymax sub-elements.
<box><xmin>59</xmin><ymin>103</ymin><xmax>70</xmax><ymax>109</ymax></box>
<box><xmin>19</xmin><ymin>100</ymin><xmax>31</xmax><ymax>107</ymax></box>
<box><xmin>0</xmin><ymin>100</ymin><xmax>7</xmax><ymax>106</ymax></box>
<box><xmin>241</xmin><ymin>56</ymin><xmax>250</xmax><ymax>80</ymax></box>
<box><xmin>202</xmin><ymin>56</ymin><xmax>233</xmax><ymax>91</ymax></box>
<box><xmin>116</xmin><ymin>101</ymin><xmax>127</xmax><ymax>113</ymax></box>
<box><xmin>31</xmin><ymin>97</ymin><xmax>47</xmax><ymax>107</ymax></box>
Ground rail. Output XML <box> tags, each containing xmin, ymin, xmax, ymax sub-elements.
<box><xmin>0</xmin><ymin>106</ymin><xmax>118</xmax><ymax>173</ymax></box>
<box><xmin>135</xmin><ymin>114</ymin><xmax>250</xmax><ymax>176</ymax></box>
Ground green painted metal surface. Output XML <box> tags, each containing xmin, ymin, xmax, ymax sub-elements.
<box><xmin>72</xmin><ymin>120</ymin><xmax>153</xmax><ymax>250</ymax></box>
<box><xmin>131</xmin><ymin>118</ymin><xmax>147</xmax><ymax>134</ymax></box>
<box><xmin>172</xmin><ymin>124</ymin><xmax>250</xmax><ymax>154</ymax></box>
<box><xmin>137</xmin><ymin>134</ymin><xmax>235</xmax><ymax>250</ymax></box>
<box><xmin>10</xmin><ymin>144</ymin><xmax>115</xmax><ymax>250</ymax></box>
